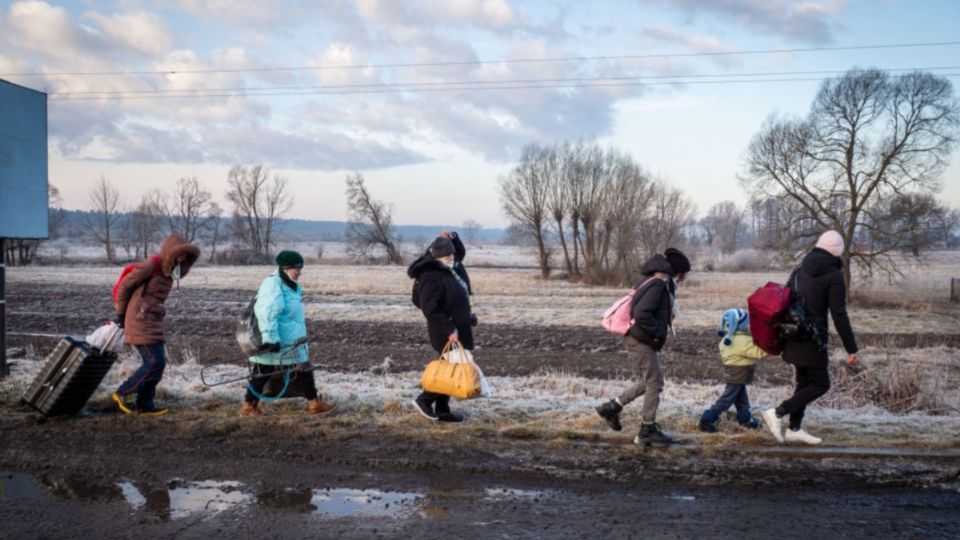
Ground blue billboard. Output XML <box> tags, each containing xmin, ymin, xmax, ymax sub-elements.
<box><xmin>0</xmin><ymin>79</ymin><xmax>48</xmax><ymax>239</ymax></box>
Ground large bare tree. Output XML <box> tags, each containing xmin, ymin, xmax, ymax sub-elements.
<box><xmin>742</xmin><ymin>68</ymin><xmax>959</xmax><ymax>286</ymax></box>
<box><xmin>84</xmin><ymin>176</ymin><xmax>122</xmax><ymax>263</ymax></box>
<box><xmin>499</xmin><ymin>145</ymin><xmax>552</xmax><ymax>278</ymax></box>
<box><xmin>345</xmin><ymin>173</ymin><xmax>403</xmax><ymax>264</ymax></box>
<box><xmin>226</xmin><ymin>165</ymin><xmax>292</xmax><ymax>256</ymax></box>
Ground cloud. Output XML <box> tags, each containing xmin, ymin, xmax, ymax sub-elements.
<box><xmin>357</xmin><ymin>0</ymin><xmax>526</xmax><ymax>32</ymax></box>
<box><xmin>642</xmin><ymin>0</ymin><xmax>846</xmax><ymax>43</ymax></box>
<box><xmin>86</xmin><ymin>11</ymin><xmax>172</xmax><ymax>57</ymax></box>
<box><xmin>202</xmin><ymin>126</ymin><xmax>430</xmax><ymax>169</ymax></box>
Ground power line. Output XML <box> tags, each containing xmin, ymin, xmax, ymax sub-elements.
<box><xmin>9</xmin><ymin>40</ymin><xmax>960</xmax><ymax>78</ymax></box>
<box><xmin>48</xmin><ymin>65</ymin><xmax>960</xmax><ymax>98</ymax></box>
<box><xmin>48</xmin><ymin>72</ymin><xmax>960</xmax><ymax>101</ymax></box>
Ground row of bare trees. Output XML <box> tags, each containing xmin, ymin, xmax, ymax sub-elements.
<box><xmin>82</xmin><ymin>165</ymin><xmax>290</xmax><ymax>263</ymax></box>
<box><xmin>499</xmin><ymin>140</ymin><xmax>695</xmax><ymax>284</ymax></box>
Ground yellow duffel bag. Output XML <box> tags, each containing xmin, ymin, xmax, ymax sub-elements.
<box><xmin>420</xmin><ymin>341</ymin><xmax>482</xmax><ymax>400</ymax></box>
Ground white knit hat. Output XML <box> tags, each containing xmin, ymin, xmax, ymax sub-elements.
<box><xmin>815</xmin><ymin>230</ymin><xmax>844</xmax><ymax>257</ymax></box>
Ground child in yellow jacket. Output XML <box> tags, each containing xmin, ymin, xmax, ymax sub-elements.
<box><xmin>698</xmin><ymin>308</ymin><xmax>769</xmax><ymax>432</ymax></box>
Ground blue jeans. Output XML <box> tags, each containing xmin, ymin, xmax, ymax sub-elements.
<box><xmin>702</xmin><ymin>384</ymin><xmax>752</xmax><ymax>425</ymax></box>
<box><xmin>117</xmin><ymin>343</ymin><xmax>166</xmax><ymax>408</ymax></box>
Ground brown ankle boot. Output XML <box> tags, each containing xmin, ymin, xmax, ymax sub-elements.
<box><xmin>307</xmin><ymin>398</ymin><xmax>336</xmax><ymax>415</ymax></box>
<box><xmin>240</xmin><ymin>401</ymin><xmax>262</xmax><ymax>418</ymax></box>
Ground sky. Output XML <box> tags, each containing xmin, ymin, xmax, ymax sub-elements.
<box><xmin>1</xmin><ymin>0</ymin><xmax>959</xmax><ymax>228</ymax></box>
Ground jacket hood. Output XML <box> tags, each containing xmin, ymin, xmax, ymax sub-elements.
<box><xmin>407</xmin><ymin>252</ymin><xmax>446</xmax><ymax>279</ymax></box>
<box><xmin>159</xmin><ymin>233</ymin><xmax>201</xmax><ymax>278</ymax></box>
<box><xmin>640</xmin><ymin>254</ymin><xmax>674</xmax><ymax>276</ymax></box>
<box><xmin>800</xmin><ymin>247</ymin><xmax>842</xmax><ymax>278</ymax></box>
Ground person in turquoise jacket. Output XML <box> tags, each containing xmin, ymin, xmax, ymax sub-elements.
<box><xmin>698</xmin><ymin>308</ymin><xmax>769</xmax><ymax>432</ymax></box>
<box><xmin>240</xmin><ymin>250</ymin><xmax>336</xmax><ymax>418</ymax></box>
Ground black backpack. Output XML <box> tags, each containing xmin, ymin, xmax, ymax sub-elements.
<box><xmin>776</xmin><ymin>269</ymin><xmax>824</xmax><ymax>351</ymax></box>
<box><xmin>235</xmin><ymin>295</ymin><xmax>263</xmax><ymax>355</ymax></box>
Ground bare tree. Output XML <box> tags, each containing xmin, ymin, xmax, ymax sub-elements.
<box><xmin>499</xmin><ymin>145</ymin><xmax>552</xmax><ymax>278</ymax></box>
<box><xmin>701</xmin><ymin>201</ymin><xmax>745</xmax><ymax>254</ymax></box>
<box><xmin>639</xmin><ymin>180</ymin><xmax>696</xmax><ymax>257</ymax></box>
<box><xmin>204</xmin><ymin>201</ymin><xmax>224</xmax><ymax>262</ymax></box>
<box><xmin>126</xmin><ymin>193</ymin><xmax>164</xmax><ymax>259</ymax></box>
<box><xmin>84</xmin><ymin>176</ymin><xmax>122</xmax><ymax>263</ymax></box>
<box><xmin>742</xmin><ymin>68</ymin><xmax>959</xmax><ymax>286</ymax></box>
<box><xmin>345</xmin><ymin>173</ymin><xmax>403</xmax><ymax>264</ymax></box>
<box><xmin>157</xmin><ymin>177</ymin><xmax>213</xmax><ymax>243</ymax></box>
<box><xmin>226</xmin><ymin>165</ymin><xmax>292</xmax><ymax>256</ymax></box>
<box><xmin>877</xmin><ymin>193</ymin><xmax>951</xmax><ymax>256</ymax></box>
<box><xmin>461</xmin><ymin>219</ymin><xmax>483</xmax><ymax>245</ymax></box>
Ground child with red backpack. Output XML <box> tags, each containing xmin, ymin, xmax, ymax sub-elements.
<box><xmin>698</xmin><ymin>309</ymin><xmax>769</xmax><ymax>432</ymax></box>
<box><xmin>111</xmin><ymin>234</ymin><xmax>200</xmax><ymax>416</ymax></box>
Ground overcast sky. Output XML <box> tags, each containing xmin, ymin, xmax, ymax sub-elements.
<box><xmin>1</xmin><ymin>0</ymin><xmax>958</xmax><ymax>228</ymax></box>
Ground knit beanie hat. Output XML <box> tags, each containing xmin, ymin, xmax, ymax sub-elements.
<box><xmin>717</xmin><ymin>308</ymin><xmax>749</xmax><ymax>346</ymax></box>
<box><xmin>664</xmin><ymin>247</ymin><xmax>691</xmax><ymax>275</ymax></box>
<box><xmin>429</xmin><ymin>237</ymin><xmax>455</xmax><ymax>258</ymax></box>
<box><xmin>815</xmin><ymin>230</ymin><xmax>844</xmax><ymax>257</ymax></box>
<box><xmin>275</xmin><ymin>250</ymin><xmax>304</xmax><ymax>269</ymax></box>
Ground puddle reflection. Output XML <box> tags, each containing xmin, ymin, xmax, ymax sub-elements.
<box><xmin>1</xmin><ymin>471</ymin><xmax>421</xmax><ymax>521</ymax></box>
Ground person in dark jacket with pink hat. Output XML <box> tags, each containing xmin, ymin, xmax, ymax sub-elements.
<box><xmin>407</xmin><ymin>231</ymin><xmax>474</xmax><ymax>423</ymax></box>
<box><xmin>762</xmin><ymin>230</ymin><xmax>859</xmax><ymax>445</ymax></box>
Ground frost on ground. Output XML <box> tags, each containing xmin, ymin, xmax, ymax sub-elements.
<box><xmin>3</xmin><ymin>350</ymin><xmax>958</xmax><ymax>451</ymax></box>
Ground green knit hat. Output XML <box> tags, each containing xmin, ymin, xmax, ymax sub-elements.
<box><xmin>276</xmin><ymin>250</ymin><xmax>304</xmax><ymax>269</ymax></box>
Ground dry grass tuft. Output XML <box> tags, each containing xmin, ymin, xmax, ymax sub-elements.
<box><xmin>823</xmin><ymin>357</ymin><xmax>958</xmax><ymax>415</ymax></box>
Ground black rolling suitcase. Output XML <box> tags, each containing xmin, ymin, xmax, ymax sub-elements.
<box><xmin>22</xmin><ymin>337</ymin><xmax>117</xmax><ymax>416</ymax></box>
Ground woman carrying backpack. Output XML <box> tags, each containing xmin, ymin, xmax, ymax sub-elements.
<box><xmin>761</xmin><ymin>230</ymin><xmax>859</xmax><ymax>445</ymax></box>
<box><xmin>407</xmin><ymin>231</ymin><xmax>475</xmax><ymax>423</ymax></box>
<box><xmin>111</xmin><ymin>233</ymin><xmax>200</xmax><ymax>416</ymax></box>
<box><xmin>239</xmin><ymin>250</ymin><xmax>336</xmax><ymax>418</ymax></box>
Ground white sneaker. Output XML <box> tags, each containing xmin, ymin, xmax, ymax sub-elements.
<box><xmin>760</xmin><ymin>408</ymin><xmax>784</xmax><ymax>443</ymax></box>
<box><xmin>784</xmin><ymin>428</ymin><xmax>822</xmax><ymax>445</ymax></box>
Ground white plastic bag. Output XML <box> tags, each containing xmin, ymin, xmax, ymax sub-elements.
<box><xmin>443</xmin><ymin>344</ymin><xmax>492</xmax><ymax>398</ymax></box>
<box><xmin>86</xmin><ymin>322</ymin><xmax>125</xmax><ymax>353</ymax></box>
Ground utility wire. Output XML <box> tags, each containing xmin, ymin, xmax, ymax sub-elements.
<box><xmin>48</xmin><ymin>65</ymin><xmax>960</xmax><ymax>97</ymax></box>
<box><xmin>8</xmin><ymin>40</ymin><xmax>960</xmax><ymax>78</ymax></box>
<box><xmin>48</xmin><ymin>72</ymin><xmax>960</xmax><ymax>101</ymax></box>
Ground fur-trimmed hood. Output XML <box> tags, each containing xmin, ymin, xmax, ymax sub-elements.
<box><xmin>159</xmin><ymin>234</ymin><xmax>201</xmax><ymax>278</ymax></box>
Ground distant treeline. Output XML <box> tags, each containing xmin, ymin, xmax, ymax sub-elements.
<box><xmin>53</xmin><ymin>209</ymin><xmax>506</xmax><ymax>244</ymax></box>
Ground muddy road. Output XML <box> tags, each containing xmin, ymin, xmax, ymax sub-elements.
<box><xmin>7</xmin><ymin>282</ymin><xmax>960</xmax><ymax>385</ymax></box>
<box><xmin>4</xmin><ymin>281</ymin><xmax>960</xmax><ymax>537</ymax></box>
<box><xmin>2</xmin><ymin>408</ymin><xmax>960</xmax><ymax>539</ymax></box>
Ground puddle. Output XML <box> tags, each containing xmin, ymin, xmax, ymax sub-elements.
<box><xmin>1</xmin><ymin>471</ymin><xmax>421</xmax><ymax>520</ymax></box>
<box><xmin>260</xmin><ymin>487</ymin><xmax>421</xmax><ymax>518</ymax></box>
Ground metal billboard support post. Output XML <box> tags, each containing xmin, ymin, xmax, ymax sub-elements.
<box><xmin>1</xmin><ymin>237</ymin><xmax>6</xmax><ymax>379</ymax></box>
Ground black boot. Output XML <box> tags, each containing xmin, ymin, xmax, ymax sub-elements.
<box><xmin>595</xmin><ymin>399</ymin><xmax>623</xmax><ymax>431</ymax></box>
<box><xmin>635</xmin><ymin>422</ymin><xmax>675</xmax><ymax>447</ymax></box>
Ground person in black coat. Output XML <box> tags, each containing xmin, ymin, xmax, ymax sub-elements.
<box><xmin>407</xmin><ymin>231</ymin><xmax>474</xmax><ymax>422</ymax></box>
<box><xmin>595</xmin><ymin>253</ymin><xmax>680</xmax><ymax>447</ymax></box>
<box><xmin>762</xmin><ymin>230</ymin><xmax>859</xmax><ymax>445</ymax></box>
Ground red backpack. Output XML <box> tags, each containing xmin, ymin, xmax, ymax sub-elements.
<box><xmin>746</xmin><ymin>281</ymin><xmax>793</xmax><ymax>355</ymax></box>
<box><xmin>112</xmin><ymin>255</ymin><xmax>161</xmax><ymax>302</ymax></box>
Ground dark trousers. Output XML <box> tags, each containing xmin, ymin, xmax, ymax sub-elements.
<box><xmin>703</xmin><ymin>384</ymin><xmax>753</xmax><ymax>424</ymax></box>
<box><xmin>416</xmin><ymin>391</ymin><xmax>452</xmax><ymax>414</ymax></box>
<box><xmin>777</xmin><ymin>365</ymin><xmax>831</xmax><ymax>430</ymax></box>
<box><xmin>117</xmin><ymin>343</ymin><xmax>166</xmax><ymax>408</ymax></box>
<box><xmin>244</xmin><ymin>363</ymin><xmax>318</xmax><ymax>403</ymax></box>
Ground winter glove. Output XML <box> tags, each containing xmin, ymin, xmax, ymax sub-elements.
<box><xmin>112</xmin><ymin>314</ymin><xmax>125</xmax><ymax>328</ymax></box>
<box><xmin>260</xmin><ymin>342</ymin><xmax>282</xmax><ymax>353</ymax></box>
